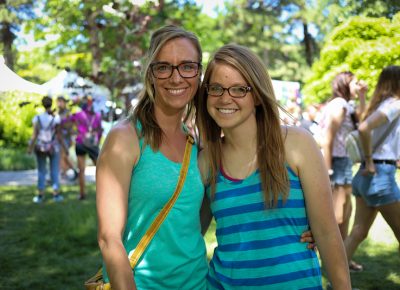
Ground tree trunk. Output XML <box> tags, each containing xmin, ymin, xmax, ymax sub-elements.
<box><xmin>86</xmin><ymin>9</ymin><xmax>102</xmax><ymax>78</ymax></box>
<box><xmin>303</xmin><ymin>22</ymin><xmax>313</xmax><ymax>67</ymax></box>
<box><xmin>1</xmin><ymin>22</ymin><xmax>15</xmax><ymax>70</ymax></box>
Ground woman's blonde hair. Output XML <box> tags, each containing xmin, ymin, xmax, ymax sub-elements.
<box><xmin>362</xmin><ymin>65</ymin><xmax>400</xmax><ymax>121</ymax></box>
<box><xmin>129</xmin><ymin>25</ymin><xmax>202</xmax><ymax>150</ymax></box>
<box><xmin>196</xmin><ymin>44</ymin><xmax>289</xmax><ymax>207</ymax></box>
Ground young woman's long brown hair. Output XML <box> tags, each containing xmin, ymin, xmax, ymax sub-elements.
<box><xmin>197</xmin><ymin>44</ymin><xmax>289</xmax><ymax>207</ymax></box>
<box><xmin>129</xmin><ymin>25</ymin><xmax>202</xmax><ymax>150</ymax></box>
<box><xmin>331</xmin><ymin>71</ymin><xmax>354</xmax><ymax>102</ymax></box>
<box><xmin>362</xmin><ymin>65</ymin><xmax>400</xmax><ymax>121</ymax></box>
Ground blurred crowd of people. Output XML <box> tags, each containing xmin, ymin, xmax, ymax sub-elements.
<box><xmin>28</xmin><ymin>94</ymin><xmax>103</xmax><ymax>202</ymax></box>
<box><xmin>281</xmin><ymin>67</ymin><xmax>400</xmax><ymax>275</ymax></box>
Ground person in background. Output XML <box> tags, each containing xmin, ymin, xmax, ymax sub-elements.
<box><xmin>56</xmin><ymin>95</ymin><xmax>78</xmax><ymax>181</ymax></box>
<box><xmin>64</xmin><ymin>95</ymin><xmax>102</xmax><ymax>200</ymax></box>
<box><xmin>299</xmin><ymin>103</ymin><xmax>319</xmax><ymax>133</ymax></box>
<box><xmin>196</xmin><ymin>44</ymin><xmax>351</xmax><ymax>289</ymax></box>
<box><xmin>319</xmin><ymin>71</ymin><xmax>367</xmax><ymax>272</ymax></box>
<box><xmin>344</xmin><ymin>65</ymin><xmax>400</xmax><ymax>271</ymax></box>
<box><xmin>28</xmin><ymin>96</ymin><xmax>64</xmax><ymax>203</ymax></box>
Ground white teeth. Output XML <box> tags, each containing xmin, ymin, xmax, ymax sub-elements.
<box><xmin>168</xmin><ymin>88</ymin><xmax>185</xmax><ymax>95</ymax></box>
<box><xmin>218</xmin><ymin>108</ymin><xmax>236</xmax><ymax>114</ymax></box>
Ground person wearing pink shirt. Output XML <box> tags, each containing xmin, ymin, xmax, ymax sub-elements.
<box><xmin>65</xmin><ymin>96</ymin><xmax>102</xmax><ymax>200</ymax></box>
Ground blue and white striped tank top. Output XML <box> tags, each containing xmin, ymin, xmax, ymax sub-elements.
<box><xmin>206</xmin><ymin>166</ymin><xmax>322</xmax><ymax>290</ymax></box>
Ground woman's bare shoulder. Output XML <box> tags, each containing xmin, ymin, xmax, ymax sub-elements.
<box><xmin>283</xmin><ymin>125</ymin><xmax>321</xmax><ymax>170</ymax></box>
<box><xmin>283</xmin><ymin>125</ymin><xmax>314</xmax><ymax>145</ymax></box>
<box><xmin>100</xmin><ymin>119</ymin><xmax>140</xmax><ymax>161</ymax></box>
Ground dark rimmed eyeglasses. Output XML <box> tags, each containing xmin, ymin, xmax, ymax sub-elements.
<box><xmin>150</xmin><ymin>61</ymin><xmax>201</xmax><ymax>79</ymax></box>
<box><xmin>206</xmin><ymin>84</ymin><xmax>252</xmax><ymax>98</ymax></box>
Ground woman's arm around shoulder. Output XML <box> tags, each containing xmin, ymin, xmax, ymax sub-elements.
<box><xmin>198</xmin><ymin>149</ymin><xmax>213</xmax><ymax>236</ymax></box>
<box><xmin>96</xmin><ymin>119</ymin><xmax>140</xmax><ymax>290</ymax></box>
<box><xmin>284</xmin><ymin>126</ymin><xmax>351</xmax><ymax>290</ymax></box>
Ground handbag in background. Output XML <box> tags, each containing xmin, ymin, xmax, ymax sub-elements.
<box><xmin>345</xmin><ymin>116</ymin><xmax>399</xmax><ymax>163</ymax></box>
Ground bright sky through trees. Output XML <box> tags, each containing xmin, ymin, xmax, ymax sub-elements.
<box><xmin>195</xmin><ymin>0</ymin><xmax>226</xmax><ymax>17</ymax></box>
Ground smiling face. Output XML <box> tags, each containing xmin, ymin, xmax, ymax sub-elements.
<box><xmin>152</xmin><ymin>37</ymin><xmax>201</xmax><ymax>114</ymax></box>
<box><xmin>206</xmin><ymin>63</ymin><xmax>256</xmax><ymax>131</ymax></box>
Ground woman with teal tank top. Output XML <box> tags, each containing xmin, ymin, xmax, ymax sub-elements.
<box><xmin>196</xmin><ymin>44</ymin><xmax>352</xmax><ymax>289</ymax></box>
<box><xmin>96</xmin><ymin>25</ymin><xmax>208</xmax><ymax>289</ymax></box>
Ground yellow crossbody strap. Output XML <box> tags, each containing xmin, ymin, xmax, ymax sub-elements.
<box><xmin>86</xmin><ymin>135</ymin><xmax>194</xmax><ymax>290</ymax></box>
<box><xmin>128</xmin><ymin>134</ymin><xmax>194</xmax><ymax>269</ymax></box>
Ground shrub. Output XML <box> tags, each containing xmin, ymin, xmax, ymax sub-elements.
<box><xmin>0</xmin><ymin>91</ymin><xmax>44</xmax><ymax>149</ymax></box>
<box><xmin>302</xmin><ymin>14</ymin><xmax>400</xmax><ymax>105</ymax></box>
<box><xmin>0</xmin><ymin>146</ymin><xmax>36</xmax><ymax>170</ymax></box>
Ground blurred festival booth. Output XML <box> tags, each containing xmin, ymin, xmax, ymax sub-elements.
<box><xmin>271</xmin><ymin>79</ymin><xmax>302</xmax><ymax>126</ymax></box>
<box><xmin>41</xmin><ymin>68</ymin><xmax>111</xmax><ymax>114</ymax></box>
<box><xmin>271</xmin><ymin>79</ymin><xmax>301</xmax><ymax>104</ymax></box>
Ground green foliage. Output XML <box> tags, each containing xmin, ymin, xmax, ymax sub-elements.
<box><xmin>17</xmin><ymin>47</ymin><xmax>60</xmax><ymax>84</ymax></box>
<box><xmin>330</xmin><ymin>17</ymin><xmax>394</xmax><ymax>41</ymax></box>
<box><xmin>0</xmin><ymin>147</ymin><xmax>36</xmax><ymax>170</ymax></box>
<box><xmin>0</xmin><ymin>91</ymin><xmax>43</xmax><ymax>148</ymax></box>
<box><xmin>302</xmin><ymin>14</ymin><xmax>400</xmax><ymax>104</ymax></box>
<box><xmin>0</xmin><ymin>0</ymin><xmax>35</xmax><ymax>24</ymax></box>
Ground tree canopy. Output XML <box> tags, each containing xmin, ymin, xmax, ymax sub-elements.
<box><xmin>2</xmin><ymin>0</ymin><xmax>400</xmax><ymax>148</ymax></box>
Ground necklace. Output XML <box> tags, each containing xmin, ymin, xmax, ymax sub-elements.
<box><xmin>222</xmin><ymin>153</ymin><xmax>258</xmax><ymax>180</ymax></box>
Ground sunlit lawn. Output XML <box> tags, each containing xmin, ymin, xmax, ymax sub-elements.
<box><xmin>0</xmin><ymin>181</ymin><xmax>399</xmax><ymax>289</ymax></box>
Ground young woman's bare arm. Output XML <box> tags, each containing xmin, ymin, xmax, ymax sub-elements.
<box><xmin>286</xmin><ymin>127</ymin><xmax>351</xmax><ymax>290</ymax></box>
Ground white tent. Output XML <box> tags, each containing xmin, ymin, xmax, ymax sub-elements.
<box><xmin>0</xmin><ymin>56</ymin><xmax>46</xmax><ymax>95</ymax></box>
<box><xmin>42</xmin><ymin>69</ymin><xmax>111</xmax><ymax>113</ymax></box>
<box><xmin>41</xmin><ymin>69</ymin><xmax>79</xmax><ymax>97</ymax></box>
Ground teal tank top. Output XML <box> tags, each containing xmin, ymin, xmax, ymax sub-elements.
<box><xmin>206</xmin><ymin>166</ymin><xmax>322</xmax><ymax>290</ymax></box>
<box><xmin>103</xmin><ymin>125</ymin><xmax>208</xmax><ymax>289</ymax></box>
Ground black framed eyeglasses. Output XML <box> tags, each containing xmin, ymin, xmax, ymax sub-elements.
<box><xmin>150</xmin><ymin>61</ymin><xmax>201</xmax><ymax>79</ymax></box>
<box><xmin>206</xmin><ymin>84</ymin><xmax>252</xmax><ymax>98</ymax></box>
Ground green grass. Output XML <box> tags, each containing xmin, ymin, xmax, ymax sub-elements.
<box><xmin>1</xmin><ymin>183</ymin><xmax>399</xmax><ymax>289</ymax></box>
<box><xmin>322</xmin><ymin>210</ymin><xmax>400</xmax><ymax>289</ymax></box>
<box><xmin>0</xmin><ymin>184</ymin><xmax>100</xmax><ymax>290</ymax></box>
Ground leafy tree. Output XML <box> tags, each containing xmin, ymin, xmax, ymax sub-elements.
<box><xmin>302</xmin><ymin>13</ymin><xmax>400</xmax><ymax>105</ymax></box>
<box><xmin>0</xmin><ymin>0</ymin><xmax>35</xmax><ymax>69</ymax></box>
<box><xmin>17</xmin><ymin>46</ymin><xmax>59</xmax><ymax>84</ymax></box>
<box><xmin>24</xmin><ymin>0</ymin><xmax>219</xmax><ymax>102</ymax></box>
<box><xmin>330</xmin><ymin>0</ymin><xmax>400</xmax><ymax>20</ymax></box>
<box><xmin>212</xmin><ymin>0</ymin><xmax>320</xmax><ymax>81</ymax></box>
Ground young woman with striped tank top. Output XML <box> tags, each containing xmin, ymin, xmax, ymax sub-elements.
<box><xmin>196</xmin><ymin>44</ymin><xmax>351</xmax><ymax>289</ymax></box>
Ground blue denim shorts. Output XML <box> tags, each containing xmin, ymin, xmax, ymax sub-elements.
<box><xmin>330</xmin><ymin>157</ymin><xmax>353</xmax><ymax>186</ymax></box>
<box><xmin>352</xmin><ymin>163</ymin><xmax>400</xmax><ymax>207</ymax></box>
